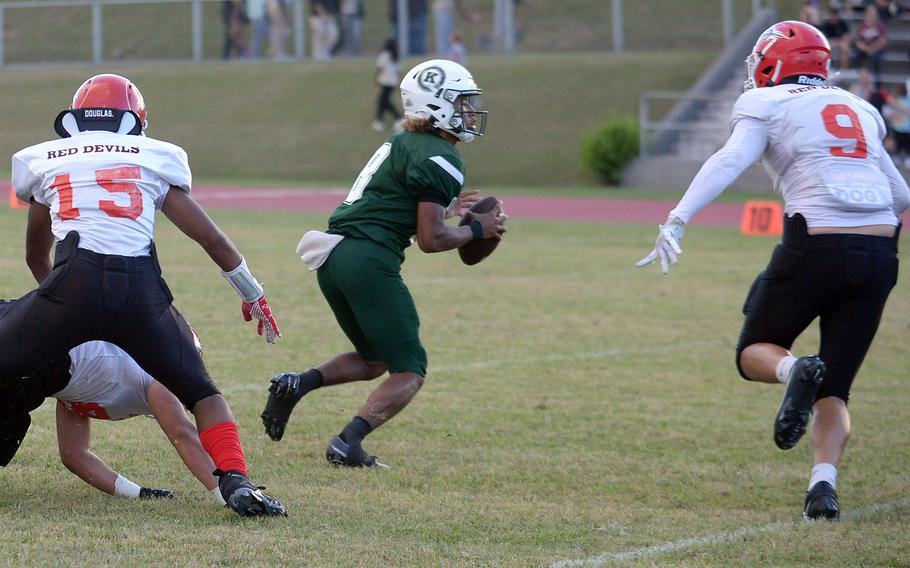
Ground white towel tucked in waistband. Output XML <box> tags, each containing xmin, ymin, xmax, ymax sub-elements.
<box><xmin>296</xmin><ymin>230</ymin><xmax>345</xmax><ymax>271</ymax></box>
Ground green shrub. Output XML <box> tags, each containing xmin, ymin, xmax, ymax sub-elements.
<box><xmin>580</xmin><ymin>116</ymin><xmax>640</xmax><ymax>186</ymax></box>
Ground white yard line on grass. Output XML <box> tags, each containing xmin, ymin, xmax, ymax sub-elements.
<box><xmin>216</xmin><ymin>338</ymin><xmax>725</xmax><ymax>395</ymax></box>
<box><xmin>548</xmin><ymin>497</ymin><xmax>910</xmax><ymax>567</ymax></box>
<box><xmin>32</xmin><ymin>339</ymin><xmax>723</xmax><ymax>412</ymax></box>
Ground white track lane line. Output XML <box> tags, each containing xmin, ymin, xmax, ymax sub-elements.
<box><xmin>549</xmin><ymin>497</ymin><xmax>910</xmax><ymax>567</ymax></box>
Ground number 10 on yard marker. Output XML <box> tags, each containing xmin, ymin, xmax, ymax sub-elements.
<box><xmin>740</xmin><ymin>200</ymin><xmax>783</xmax><ymax>236</ymax></box>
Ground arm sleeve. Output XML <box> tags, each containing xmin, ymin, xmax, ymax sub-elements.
<box><xmin>880</xmin><ymin>150</ymin><xmax>910</xmax><ymax>217</ymax></box>
<box><xmin>11</xmin><ymin>155</ymin><xmax>42</xmax><ymax>204</ymax></box>
<box><xmin>668</xmin><ymin>117</ymin><xmax>769</xmax><ymax>223</ymax></box>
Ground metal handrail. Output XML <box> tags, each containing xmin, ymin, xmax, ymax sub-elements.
<box><xmin>639</xmin><ymin>92</ymin><xmax>736</xmax><ymax>157</ymax></box>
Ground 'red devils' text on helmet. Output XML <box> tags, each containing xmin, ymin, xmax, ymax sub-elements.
<box><xmin>72</xmin><ymin>74</ymin><xmax>148</xmax><ymax>130</ymax></box>
<box><xmin>744</xmin><ymin>20</ymin><xmax>830</xmax><ymax>91</ymax></box>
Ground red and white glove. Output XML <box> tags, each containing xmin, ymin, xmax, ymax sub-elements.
<box><xmin>241</xmin><ymin>295</ymin><xmax>280</xmax><ymax>344</ymax></box>
<box><xmin>222</xmin><ymin>256</ymin><xmax>281</xmax><ymax>344</ymax></box>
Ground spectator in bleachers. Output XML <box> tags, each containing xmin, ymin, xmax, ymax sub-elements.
<box><xmin>853</xmin><ymin>5</ymin><xmax>888</xmax><ymax>76</ymax></box>
<box><xmin>821</xmin><ymin>7</ymin><xmax>852</xmax><ymax>70</ymax></box>
<box><xmin>868</xmin><ymin>0</ymin><xmax>900</xmax><ymax>22</ymax></box>
<box><xmin>849</xmin><ymin>65</ymin><xmax>875</xmax><ymax>98</ymax></box>
<box><xmin>221</xmin><ymin>0</ymin><xmax>250</xmax><ymax>60</ymax></box>
<box><xmin>800</xmin><ymin>1</ymin><xmax>823</xmax><ymax>26</ymax></box>
<box><xmin>432</xmin><ymin>0</ymin><xmax>478</xmax><ymax>57</ymax></box>
<box><xmin>340</xmin><ymin>0</ymin><xmax>364</xmax><ymax>57</ymax></box>
<box><xmin>311</xmin><ymin>0</ymin><xmax>340</xmax><ymax>60</ymax></box>
<box><xmin>389</xmin><ymin>0</ymin><xmax>428</xmax><ymax>56</ymax></box>
<box><xmin>885</xmin><ymin>82</ymin><xmax>910</xmax><ymax>167</ymax></box>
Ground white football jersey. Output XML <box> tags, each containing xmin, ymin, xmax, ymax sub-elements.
<box><xmin>11</xmin><ymin>130</ymin><xmax>192</xmax><ymax>256</ymax></box>
<box><xmin>52</xmin><ymin>341</ymin><xmax>153</xmax><ymax>420</ymax></box>
<box><xmin>732</xmin><ymin>84</ymin><xmax>898</xmax><ymax>227</ymax></box>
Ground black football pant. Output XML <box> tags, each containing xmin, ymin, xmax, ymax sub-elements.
<box><xmin>737</xmin><ymin>214</ymin><xmax>900</xmax><ymax>403</ymax></box>
<box><xmin>0</xmin><ymin>232</ymin><xmax>219</xmax><ymax>410</ymax></box>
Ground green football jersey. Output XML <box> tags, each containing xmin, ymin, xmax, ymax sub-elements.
<box><xmin>328</xmin><ymin>130</ymin><xmax>465</xmax><ymax>259</ymax></box>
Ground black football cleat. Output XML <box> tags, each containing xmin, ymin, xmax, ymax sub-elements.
<box><xmin>139</xmin><ymin>487</ymin><xmax>175</xmax><ymax>500</ymax></box>
<box><xmin>261</xmin><ymin>372</ymin><xmax>306</xmax><ymax>442</ymax></box>
<box><xmin>804</xmin><ymin>481</ymin><xmax>840</xmax><ymax>521</ymax></box>
<box><xmin>215</xmin><ymin>469</ymin><xmax>287</xmax><ymax>518</ymax></box>
<box><xmin>775</xmin><ymin>355</ymin><xmax>826</xmax><ymax>450</ymax></box>
<box><xmin>325</xmin><ymin>436</ymin><xmax>389</xmax><ymax>469</ymax></box>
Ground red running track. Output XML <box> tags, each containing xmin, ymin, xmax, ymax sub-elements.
<box><xmin>190</xmin><ymin>186</ymin><xmax>747</xmax><ymax>226</ymax></box>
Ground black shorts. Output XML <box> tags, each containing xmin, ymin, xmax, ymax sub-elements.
<box><xmin>736</xmin><ymin>215</ymin><xmax>900</xmax><ymax>403</ymax></box>
<box><xmin>0</xmin><ymin>232</ymin><xmax>219</xmax><ymax>409</ymax></box>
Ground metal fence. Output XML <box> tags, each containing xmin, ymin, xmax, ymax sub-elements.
<box><xmin>0</xmin><ymin>0</ymin><xmax>519</xmax><ymax>66</ymax></box>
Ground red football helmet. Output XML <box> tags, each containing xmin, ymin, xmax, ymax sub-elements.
<box><xmin>72</xmin><ymin>73</ymin><xmax>148</xmax><ymax>129</ymax></box>
<box><xmin>744</xmin><ymin>20</ymin><xmax>830</xmax><ymax>90</ymax></box>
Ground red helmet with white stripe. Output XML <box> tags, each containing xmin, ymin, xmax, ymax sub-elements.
<box><xmin>72</xmin><ymin>73</ymin><xmax>148</xmax><ymax>130</ymax></box>
<box><xmin>744</xmin><ymin>20</ymin><xmax>830</xmax><ymax>90</ymax></box>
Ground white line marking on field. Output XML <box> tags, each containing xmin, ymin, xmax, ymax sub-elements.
<box><xmin>549</xmin><ymin>497</ymin><xmax>910</xmax><ymax>567</ymax></box>
<box><xmin>218</xmin><ymin>339</ymin><xmax>723</xmax><ymax>394</ymax></box>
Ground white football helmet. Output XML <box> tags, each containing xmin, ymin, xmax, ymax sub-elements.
<box><xmin>400</xmin><ymin>59</ymin><xmax>487</xmax><ymax>143</ymax></box>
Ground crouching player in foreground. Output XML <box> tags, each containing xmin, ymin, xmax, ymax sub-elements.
<box><xmin>0</xmin><ymin>306</ymin><xmax>227</xmax><ymax>505</ymax></box>
<box><xmin>53</xmin><ymin>340</ymin><xmax>226</xmax><ymax>504</ymax></box>
<box><xmin>637</xmin><ymin>21</ymin><xmax>908</xmax><ymax>520</ymax></box>
<box><xmin>1</xmin><ymin>74</ymin><xmax>285</xmax><ymax>517</ymax></box>
<box><xmin>262</xmin><ymin>59</ymin><xmax>507</xmax><ymax>466</ymax></box>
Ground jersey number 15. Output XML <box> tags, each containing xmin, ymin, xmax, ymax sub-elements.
<box><xmin>51</xmin><ymin>166</ymin><xmax>143</xmax><ymax>221</ymax></box>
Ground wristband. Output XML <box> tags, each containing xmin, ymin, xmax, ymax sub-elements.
<box><xmin>211</xmin><ymin>486</ymin><xmax>227</xmax><ymax>506</ymax></box>
<box><xmin>470</xmin><ymin>220</ymin><xmax>484</xmax><ymax>240</ymax></box>
<box><xmin>221</xmin><ymin>256</ymin><xmax>264</xmax><ymax>303</ymax></box>
<box><xmin>114</xmin><ymin>474</ymin><xmax>141</xmax><ymax>499</ymax></box>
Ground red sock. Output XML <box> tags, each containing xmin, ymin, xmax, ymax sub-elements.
<box><xmin>199</xmin><ymin>421</ymin><xmax>248</xmax><ymax>476</ymax></box>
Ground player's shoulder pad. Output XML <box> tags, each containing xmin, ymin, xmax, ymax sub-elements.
<box><xmin>835</xmin><ymin>88</ymin><xmax>888</xmax><ymax>138</ymax></box>
<box><xmin>139</xmin><ymin>135</ymin><xmax>189</xmax><ymax>159</ymax></box>
<box><xmin>730</xmin><ymin>88</ymin><xmax>779</xmax><ymax>127</ymax></box>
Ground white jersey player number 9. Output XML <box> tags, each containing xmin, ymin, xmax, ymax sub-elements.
<box><xmin>820</xmin><ymin>103</ymin><xmax>892</xmax><ymax>211</ymax></box>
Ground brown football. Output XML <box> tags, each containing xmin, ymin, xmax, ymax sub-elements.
<box><xmin>458</xmin><ymin>195</ymin><xmax>502</xmax><ymax>266</ymax></box>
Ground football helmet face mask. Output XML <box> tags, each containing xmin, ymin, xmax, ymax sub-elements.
<box><xmin>400</xmin><ymin>59</ymin><xmax>487</xmax><ymax>143</ymax></box>
<box><xmin>72</xmin><ymin>73</ymin><xmax>148</xmax><ymax>131</ymax></box>
<box><xmin>744</xmin><ymin>20</ymin><xmax>830</xmax><ymax>91</ymax></box>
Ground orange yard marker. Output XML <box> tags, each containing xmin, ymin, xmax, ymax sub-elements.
<box><xmin>741</xmin><ymin>200</ymin><xmax>783</xmax><ymax>236</ymax></box>
<box><xmin>7</xmin><ymin>184</ymin><xmax>28</xmax><ymax>209</ymax></box>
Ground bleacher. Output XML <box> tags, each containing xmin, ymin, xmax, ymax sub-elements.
<box><xmin>625</xmin><ymin>7</ymin><xmax>910</xmax><ymax>191</ymax></box>
<box><xmin>832</xmin><ymin>8</ymin><xmax>910</xmax><ymax>87</ymax></box>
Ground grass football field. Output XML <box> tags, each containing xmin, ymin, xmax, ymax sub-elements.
<box><xmin>0</xmin><ymin>202</ymin><xmax>907</xmax><ymax>567</ymax></box>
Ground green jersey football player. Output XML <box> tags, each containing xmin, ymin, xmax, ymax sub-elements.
<box><xmin>262</xmin><ymin>59</ymin><xmax>507</xmax><ymax>467</ymax></box>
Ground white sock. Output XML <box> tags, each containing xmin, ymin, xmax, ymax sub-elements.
<box><xmin>775</xmin><ymin>355</ymin><xmax>798</xmax><ymax>384</ymax></box>
<box><xmin>808</xmin><ymin>463</ymin><xmax>837</xmax><ymax>491</ymax></box>
<box><xmin>114</xmin><ymin>474</ymin><xmax>141</xmax><ymax>499</ymax></box>
<box><xmin>211</xmin><ymin>486</ymin><xmax>227</xmax><ymax>507</ymax></box>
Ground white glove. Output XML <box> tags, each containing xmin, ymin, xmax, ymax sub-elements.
<box><xmin>635</xmin><ymin>216</ymin><xmax>686</xmax><ymax>274</ymax></box>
